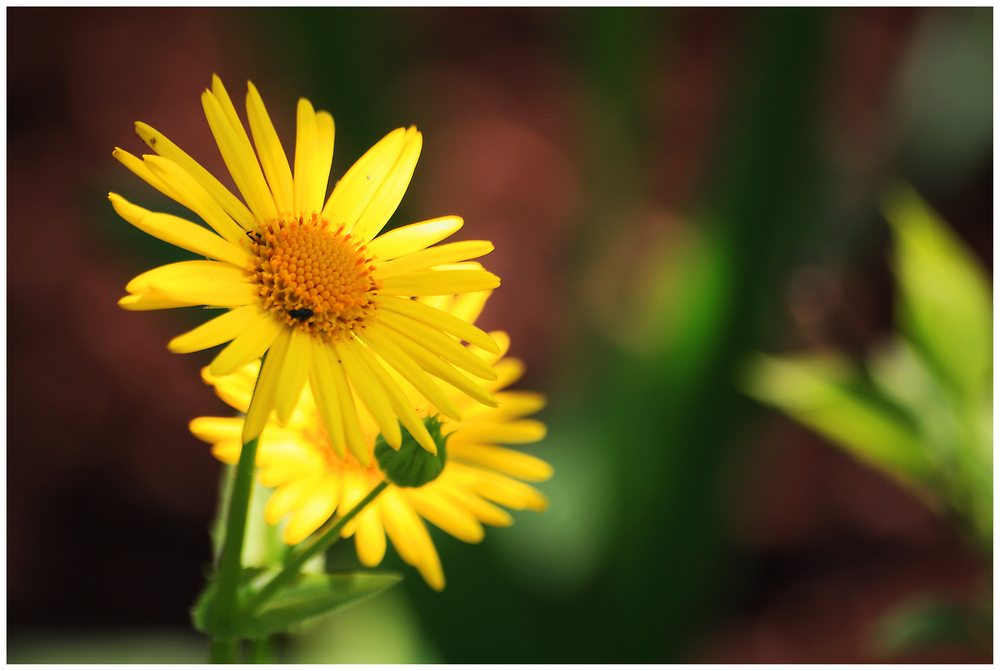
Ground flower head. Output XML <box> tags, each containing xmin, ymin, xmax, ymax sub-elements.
<box><xmin>112</xmin><ymin>76</ymin><xmax>501</xmax><ymax>460</ymax></box>
<box><xmin>191</xmin><ymin>291</ymin><xmax>551</xmax><ymax>590</ymax></box>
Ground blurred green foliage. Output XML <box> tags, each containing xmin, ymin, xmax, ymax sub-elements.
<box><xmin>742</xmin><ymin>184</ymin><xmax>992</xmax><ymax>653</ymax></box>
<box><xmin>743</xmin><ymin>184</ymin><xmax>992</xmax><ymax>549</ymax></box>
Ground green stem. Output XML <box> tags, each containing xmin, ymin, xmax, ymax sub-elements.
<box><xmin>246</xmin><ymin>480</ymin><xmax>389</xmax><ymax>613</ymax></box>
<box><xmin>209</xmin><ymin>638</ymin><xmax>240</xmax><ymax>664</ymax></box>
<box><xmin>246</xmin><ymin>636</ymin><xmax>275</xmax><ymax>663</ymax></box>
<box><xmin>210</xmin><ymin>435</ymin><xmax>260</xmax><ymax>649</ymax></box>
<box><xmin>208</xmin><ymin>352</ymin><xmax>270</xmax><ymax>661</ymax></box>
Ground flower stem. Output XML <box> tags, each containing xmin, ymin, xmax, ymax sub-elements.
<box><xmin>245</xmin><ymin>480</ymin><xmax>389</xmax><ymax>613</ymax></box>
<box><xmin>246</xmin><ymin>636</ymin><xmax>275</xmax><ymax>663</ymax></box>
<box><xmin>210</xmin><ymin>434</ymin><xmax>260</xmax><ymax>654</ymax></box>
<box><xmin>212</xmin><ymin>437</ymin><xmax>259</xmax><ymax>663</ymax></box>
<box><xmin>209</xmin><ymin>638</ymin><xmax>240</xmax><ymax>664</ymax></box>
<box><xmin>207</xmin><ymin>351</ymin><xmax>270</xmax><ymax>662</ymax></box>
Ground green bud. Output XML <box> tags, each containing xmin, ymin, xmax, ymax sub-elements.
<box><xmin>374</xmin><ymin>416</ymin><xmax>449</xmax><ymax>488</ymax></box>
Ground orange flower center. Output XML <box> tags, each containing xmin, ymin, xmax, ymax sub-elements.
<box><xmin>248</xmin><ymin>213</ymin><xmax>381</xmax><ymax>342</ymax></box>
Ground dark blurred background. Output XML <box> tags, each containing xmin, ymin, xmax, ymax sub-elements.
<box><xmin>7</xmin><ymin>7</ymin><xmax>992</xmax><ymax>663</ymax></box>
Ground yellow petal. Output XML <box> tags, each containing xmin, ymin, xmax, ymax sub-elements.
<box><xmin>135</xmin><ymin>121</ymin><xmax>256</xmax><ymax>230</ymax></box>
<box><xmin>293</xmin><ymin>99</ymin><xmax>335</xmax><ymax>215</ymax></box>
<box><xmin>404</xmin><ymin>487</ymin><xmax>485</xmax><ymax>544</ymax></box>
<box><xmin>359</xmin><ymin>327</ymin><xmax>461</xmax><ymax>423</ymax></box>
<box><xmin>351</xmin><ymin>128</ymin><xmax>422</xmax><ymax>243</ymax></box>
<box><xmin>143</xmin><ymin>155</ymin><xmax>248</xmax><ymax>247</ymax></box>
<box><xmin>335</xmin><ymin>470</ymin><xmax>373</xmax><ymax>538</ymax></box>
<box><xmin>292</xmin><ymin>98</ymin><xmax>318</xmax><ymax>214</ymax></box>
<box><xmin>203</xmin><ymin>362</ymin><xmax>259</xmax><ymax>413</ymax></box>
<box><xmin>455</xmin><ymin>419</ymin><xmax>547</xmax><ymax>445</ymax></box>
<box><xmin>144</xmin><ymin>268</ymin><xmax>257</xmax><ymax>307</ymax></box>
<box><xmin>168</xmin><ymin>304</ymin><xmax>264</xmax><ymax>353</ymax></box>
<box><xmin>202</xmin><ymin>86</ymin><xmax>277</xmax><ymax>223</ymax></box>
<box><xmin>266</xmin><ymin>474</ymin><xmax>321</xmax><ymax>525</ymax></box>
<box><xmin>449</xmin><ymin>463</ymin><xmax>549</xmax><ymax>512</ymax></box>
<box><xmin>210</xmin><ymin>441</ymin><xmax>243</xmax><ymax>465</ymax></box>
<box><xmin>459</xmin><ymin>390</ymin><xmax>547</xmax><ymax>422</ymax></box>
<box><xmin>447</xmin><ymin>443</ymin><xmax>553</xmax><ymax>482</ymax></box>
<box><xmin>377</xmin><ymin>488</ymin><xmax>421</xmax><ymax>565</ymax></box>
<box><xmin>246</xmin><ymin>81</ymin><xmax>294</xmax><ymax>214</ymax></box>
<box><xmin>336</xmin><ymin>340</ymin><xmax>402</xmax><ymax>449</ymax></box>
<box><xmin>377</xmin><ymin>325</ymin><xmax>497</xmax><ymax>410</ymax></box>
<box><xmin>379</xmin><ymin>296</ymin><xmax>499</xmax><ymax>355</ymax></box>
<box><xmin>374</xmin><ymin>240</ymin><xmax>494</xmax><ymax>278</ymax></box>
<box><xmin>379</xmin><ymin>310</ymin><xmax>498</xmax><ymax>381</ymax></box>
<box><xmin>378</xmin><ymin>488</ymin><xmax>445</xmax><ymax>591</ymax></box>
<box><xmin>354</xmin><ymin>508</ymin><xmax>387</xmax><ymax>567</ymax></box>
<box><xmin>380</xmin><ymin>269</ymin><xmax>500</xmax><ymax>296</ymax></box>
<box><xmin>209</xmin><ymin>313</ymin><xmax>283</xmax><ymax>376</ymax></box>
<box><xmin>273</xmin><ymin>328</ymin><xmax>313</xmax><ymax>424</ymax></box>
<box><xmin>313</xmin><ymin>111</ymin><xmax>335</xmax><ymax>208</ymax></box>
<box><xmin>322</xmin><ymin>127</ymin><xmax>407</xmax><ymax>229</ymax></box>
<box><xmin>350</xmin><ymin>339</ymin><xmax>437</xmax><ymax>454</ymax></box>
<box><xmin>257</xmin><ymin>447</ymin><xmax>322</xmax><ymax>488</ymax></box>
<box><xmin>432</xmin><ymin>477</ymin><xmax>513</xmax><ymax>527</ymax></box>
<box><xmin>489</xmin><ymin>357</ymin><xmax>524</xmax><ymax>392</ymax></box>
<box><xmin>126</xmin><ymin>259</ymin><xmax>242</xmax><ymax>293</ymax></box>
<box><xmin>189</xmin><ymin>416</ymin><xmax>244</xmax><ymax>443</ymax></box>
<box><xmin>308</xmin><ymin>341</ymin><xmax>346</xmax><ymax>458</ymax></box>
<box><xmin>325</xmin><ymin>346</ymin><xmax>369</xmax><ymax>466</ymax></box>
<box><xmin>242</xmin><ymin>326</ymin><xmax>291</xmax><ymax>443</ymax></box>
<box><xmin>367</xmin><ymin>216</ymin><xmax>464</xmax><ymax>261</ymax></box>
<box><xmin>118</xmin><ymin>293</ymin><xmax>194</xmax><ymax>311</ymax></box>
<box><xmin>110</xmin><ymin>193</ymin><xmax>248</xmax><ymax>267</ymax></box>
<box><xmin>112</xmin><ymin>150</ymin><xmax>187</xmax><ymax>208</ymax></box>
<box><xmin>212</xmin><ymin>75</ymin><xmax>253</xmax><ymax>148</ymax></box>
<box><xmin>447</xmin><ymin>290</ymin><xmax>493</xmax><ymax>326</ymax></box>
<box><xmin>284</xmin><ymin>472</ymin><xmax>340</xmax><ymax>545</ymax></box>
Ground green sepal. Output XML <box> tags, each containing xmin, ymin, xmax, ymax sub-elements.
<box><xmin>192</xmin><ymin>568</ymin><xmax>402</xmax><ymax>639</ymax></box>
<box><xmin>374</xmin><ymin>416</ymin><xmax>448</xmax><ymax>488</ymax></box>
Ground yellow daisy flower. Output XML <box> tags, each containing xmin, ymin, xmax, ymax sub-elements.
<box><xmin>111</xmin><ymin>75</ymin><xmax>502</xmax><ymax>459</ymax></box>
<box><xmin>190</xmin><ymin>292</ymin><xmax>552</xmax><ymax>591</ymax></box>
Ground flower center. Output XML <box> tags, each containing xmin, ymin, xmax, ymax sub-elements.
<box><xmin>248</xmin><ymin>213</ymin><xmax>381</xmax><ymax>341</ymax></box>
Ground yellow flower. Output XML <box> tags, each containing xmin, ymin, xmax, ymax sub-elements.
<box><xmin>191</xmin><ymin>291</ymin><xmax>552</xmax><ymax>591</ymax></box>
<box><xmin>111</xmin><ymin>75</ymin><xmax>501</xmax><ymax>459</ymax></box>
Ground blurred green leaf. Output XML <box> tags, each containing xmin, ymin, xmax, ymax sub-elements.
<box><xmin>740</xmin><ymin>351</ymin><xmax>936</xmax><ymax>487</ymax></box>
<box><xmin>869</xmin><ymin>337</ymin><xmax>960</xmax><ymax>470</ymax></box>
<box><xmin>882</xmin><ymin>181</ymin><xmax>992</xmax><ymax>404</ymax></box>
<box><xmin>193</xmin><ymin>569</ymin><xmax>402</xmax><ymax>640</ymax></box>
<box><xmin>875</xmin><ymin>595</ymin><xmax>990</xmax><ymax>657</ymax></box>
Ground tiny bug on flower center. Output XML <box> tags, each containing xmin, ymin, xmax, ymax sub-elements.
<box><xmin>288</xmin><ymin>307</ymin><xmax>314</xmax><ymax>320</ymax></box>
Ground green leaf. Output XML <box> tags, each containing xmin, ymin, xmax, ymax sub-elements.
<box><xmin>740</xmin><ymin>351</ymin><xmax>936</xmax><ymax>487</ymax></box>
<box><xmin>882</xmin><ymin>181</ymin><xmax>992</xmax><ymax>404</ymax></box>
<box><xmin>192</xmin><ymin>569</ymin><xmax>402</xmax><ymax>640</ymax></box>
<box><xmin>191</xmin><ymin>566</ymin><xmax>266</xmax><ymax>637</ymax></box>
<box><xmin>240</xmin><ymin>571</ymin><xmax>403</xmax><ymax>639</ymax></box>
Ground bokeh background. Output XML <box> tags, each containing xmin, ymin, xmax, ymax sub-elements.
<box><xmin>7</xmin><ymin>6</ymin><xmax>992</xmax><ymax>663</ymax></box>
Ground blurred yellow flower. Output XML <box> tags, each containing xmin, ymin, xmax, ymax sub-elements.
<box><xmin>191</xmin><ymin>292</ymin><xmax>552</xmax><ymax>590</ymax></box>
<box><xmin>110</xmin><ymin>75</ymin><xmax>501</xmax><ymax>456</ymax></box>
